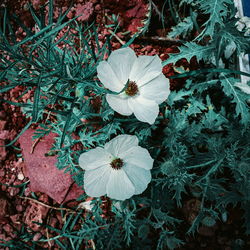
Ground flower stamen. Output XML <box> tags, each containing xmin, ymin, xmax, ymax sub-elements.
<box><xmin>125</xmin><ymin>81</ymin><xmax>139</xmax><ymax>96</ymax></box>
<box><xmin>110</xmin><ymin>158</ymin><xmax>124</xmax><ymax>170</ymax></box>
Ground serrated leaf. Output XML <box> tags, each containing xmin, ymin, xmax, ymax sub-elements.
<box><xmin>163</xmin><ymin>42</ymin><xmax>215</xmax><ymax>66</ymax></box>
<box><xmin>220</xmin><ymin>74</ymin><xmax>250</xmax><ymax>125</ymax></box>
<box><xmin>167</xmin><ymin>89</ymin><xmax>192</xmax><ymax>106</ymax></box>
<box><xmin>196</xmin><ymin>0</ymin><xmax>232</xmax><ymax>39</ymax></box>
<box><xmin>186</xmin><ymin>99</ymin><xmax>207</xmax><ymax>116</ymax></box>
<box><xmin>168</xmin><ymin>16</ymin><xmax>195</xmax><ymax>38</ymax></box>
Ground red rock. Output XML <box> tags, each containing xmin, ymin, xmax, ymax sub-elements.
<box><xmin>64</xmin><ymin>182</ymin><xmax>84</xmax><ymax>202</ymax></box>
<box><xmin>49</xmin><ymin>217</ymin><xmax>58</xmax><ymax>228</ymax></box>
<box><xmin>0</xmin><ymin>111</ymin><xmax>6</xmax><ymax>119</ymax></box>
<box><xmin>16</xmin><ymin>205</ymin><xmax>23</xmax><ymax>212</ymax></box>
<box><xmin>8</xmin><ymin>129</ymin><xmax>17</xmax><ymax>140</ymax></box>
<box><xmin>33</xmin><ymin>232</ymin><xmax>42</xmax><ymax>241</ymax></box>
<box><xmin>0</xmin><ymin>121</ymin><xmax>6</xmax><ymax>130</ymax></box>
<box><xmin>10</xmin><ymin>214</ymin><xmax>21</xmax><ymax>224</ymax></box>
<box><xmin>0</xmin><ymin>233</ymin><xmax>11</xmax><ymax>243</ymax></box>
<box><xmin>0</xmin><ymin>169</ymin><xmax>5</xmax><ymax>177</ymax></box>
<box><xmin>24</xmin><ymin>200</ymin><xmax>49</xmax><ymax>231</ymax></box>
<box><xmin>0</xmin><ymin>198</ymin><xmax>9</xmax><ymax>222</ymax></box>
<box><xmin>3</xmin><ymin>224</ymin><xmax>13</xmax><ymax>233</ymax></box>
<box><xmin>19</xmin><ymin>129</ymin><xmax>79</xmax><ymax>204</ymax></box>
<box><xmin>0</xmin><ymin>131</ymin><xmax>9</xmax><ymax>140</ymax></box>
<box><xmin>8</xmin><ymin>187</ymin><xmax>19</xmax><ymax>196</ymax></box>
<box><xmin>0</xmin><ymin>140</ymin><xmax>7</xmax><ymax>161</ymax></box>
<box><xmin>75</xmin><ymin>2</ymin><xmax>94</xmax><ymax>22</ymax></box>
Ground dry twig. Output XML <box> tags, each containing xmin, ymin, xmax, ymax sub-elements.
<box><xmin>18</xmin><ymin>196</ymin><xmax>76</xmax><ymax>213</ymax></box>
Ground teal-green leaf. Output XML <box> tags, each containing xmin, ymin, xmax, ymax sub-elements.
<box><xmin>220</xmin><ymin>74</ymin><xmax>250</xmax><ymax>125</ymax></box>
<box><xmin>162</xmin><ymin>42</ymin><xmax>215</xmax><ymax>66</ymax></box>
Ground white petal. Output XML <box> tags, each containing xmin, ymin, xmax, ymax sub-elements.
<box><xmin>106</xmin><ymin>94</ymin><xmax>132</xmax><ymax>116</ymax></box>
<box><xmin>140</xmin><ymin>74</ymin><xmax>170</xmax><ymax>104</ymax></box>
<box><xmin>129</xmin><ymin>55</ymin><xmax>162</xmax><ymax>86</ymax></box>
<box><xmin>97</xmin><ymin>61</ymin><xmax>124</xmax><ymax>92</ymax></box>
<box><xmin>84</xmin><ymin>165</ymin><xmax>111</xmax><ymax>197</ymax></box>
<box><xmin>123</xmin><ymin>164</ymin><xmax>151</xmax><ymax>194</ymax></box>
<box><xmin>106</xmin><ymin>169</ymin><xmax>135</xmax><ymax>200</ymax></box>
<box><xmin>108</xmin><ymin>47</ymin><xmax>137</xmax><ymax>85</ymax></box>
<box><xmin>79</xmin><ymin>147</ymin><xmax>112</xmax><ymax>170</ymax></box>
<box><xmin>104</xmin><ymin>134</ymin><xmax>139</xmax><ymax>157</ymax></box>
<box><xmin>128</xmin><ymin>96</ymin><xmax>159</xmax><ymax>124</ymax></box>
<box><xmin>122</xmin><ymin>146</ymin><xmax>154</xmax><ymax>170</ymax></box>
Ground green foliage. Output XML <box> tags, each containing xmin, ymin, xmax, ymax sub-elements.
<box><xmin>219</xmin><ymin>74</ymin><xmax>250</xmax><ymax>125</ymax></box>
<box><xmin>0</xmin><ymin>0</ymin><xmax>250</xmax><ymax>249</ymax></box>
<box><xmin>168</xmin><ymin>15</ymin><xmax>196</xmax><ymax>39</ymax></box>
<box><xmin>163</xmin><ymin>42</ymin><xmax>215</xmax><ymax>65</ymax></box>
<box><xmin>196</xmin><ymin>0</ymin><xmax>234</xmax><ymax>39</ymax></box>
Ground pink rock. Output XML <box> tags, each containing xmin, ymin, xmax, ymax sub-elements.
<box><xmin>0</xmin><ymin>140</ymin><xmax>7</xmax><ymax>161</ymax></box>
<box><xmin>24</xmin><ymin>201</ymin><xmax>49</xmax><ymax>231</ymax></box>
<box><xmin>0</xmin><ymin>121</ymin><xmax>6</xmax><ymax>130</ymax></box>
<box><xmin>0</xmin><ymin>198</ymin><xmax>9</xmax><ymax>222</ymax></box>
<box><xmin>0</xmin><ymin>169</ymin><xmax>5</xmax><ymax>177</ymax></box>
<box><xmin>64</xmin><ymin>182</ymin><xmax>84</xmax><ymax>202</ymax></box>
<box><xmin>8</xmin><ymin>187</ymin><xmax>19</xmax><ymax>197</ymax></box>
<box><xmin>0</xmin><ymin>130</ymin><xmax>10</xmax><ymax>140</ymax></box>
<box><xmin>10</xmin><ymin>214</ymin><xmax>21</xmax><ymax>225</ymax></box>
<box><xmin>75</xmin><ymin>2</ymin><xmax>94</xmax><ymax>22</ymax></box>
<box><xmin>19</xmin><ymin>129</ymin><xmax>83</xmax><ymax>204</ymax></box>
<box><xmin>33</xmin><ymin>232</ymin><xmax>42</xmax><ymax>241</ymax></box>
<box><xmin>3</xmin><ymin>224</ymin><xmax>13</xmax><ymax>233</ymax></box>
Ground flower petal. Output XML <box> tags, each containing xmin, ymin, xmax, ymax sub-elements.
<box><xmin>108</xmin><ymin>47</ymin><xmax>137</xmax><ymax>85</ymax></box>
<box><xmin>128</xmin><ymin>96</ymin><xmax>159</xmax><ymax>124</ymax></box>
<box><xmin>97</xmin><ymin>61</ymin><xmax>124</xmax><ymax>92</ymax></box>
<box><xmin>84</xmin><ymin>165</ymin><xmax>111</xmax><ymax>197</ymax></box>
<box><xmin>106</xmin><ymin>94</ymin><xmax>132</xmax><ymax>116</ymax></box>
<box><xmin>129</xmin><ymin>55</ymin><xmax>162</xmax><ymax>86</ymax></box>
<box><xmin>122</xmin><ymin>146</ymin><xmax>154</xmax><ymax>170</ymax></box>
<box><xmin>79</xmin><ymin>147</ymin><xmax>113</xmax><ymax>170</ymax></box>
<box><xmin>140</xmin><ymin>74</ymin><xmax>170</xmax><ymax>104</ymax></box>
<box><xmin>104</xmin><ymin>134</ymin><xmax>139</xmax><ymax>157</ymax></box>
<box><xmin>106</xmin><ymin>169</ymin><xmax>135</xmax><ymax>200</ymax></box>
<box><xmin>123</xmin><ymin>164</ymin><xmax>151</xmax><ymax>194</ymax></box>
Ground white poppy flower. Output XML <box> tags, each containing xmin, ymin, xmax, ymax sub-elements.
<box><xmin>97</xmin><ymin>47</ymin><xmax>170</xmax><ymax>124</ymax></box>
<box><xmin>79</xmin><ymin>134</ymin><xmax>154</xmax><ymax>200</ymax></box>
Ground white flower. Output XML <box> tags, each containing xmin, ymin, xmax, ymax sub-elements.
<box><xmin>97</xmin><ymin>47</ymin><xmax>170</xmax><ymax>124</ymax></box>
<box><xmin>79</xmin><ymin>134</ymin><xmax>154</xmax><ymax>200</ymax></box>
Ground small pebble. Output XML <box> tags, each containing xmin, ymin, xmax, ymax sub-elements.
<box><xmin>17</xmin><ymin>172</ymin><xmax>24</xmax><ymax>181</ymax></box>
<box><xmin>16</xmin><ymin>205</ymin><xmax>23</xmax><ymax>212</ymax></box>
<box><xmin>33</xmin><ymin>232</ymin><xmax>42</xmax><ymax>241</ymax></box>
<box><xmin>0</xmin><ymin>169</ymin><xmax>5</xmax><ymax>177</ymax></box>
<box><xmin>8</xmin><ymin>187</ymin><xmax>19</xmax><ymax>196</ymax></box>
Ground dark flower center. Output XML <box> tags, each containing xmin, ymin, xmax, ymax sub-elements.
<box><xmin>125</xmin><ymin>81</ymin><xmax>139</xmax><ymax>96</ymax></box>
<box><xmin>110</xmin><ymin>158</ymin><xmax>124</xmax><ymax>170</ymax></box>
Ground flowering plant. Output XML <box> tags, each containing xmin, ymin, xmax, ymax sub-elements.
<box><xmin>97</xmin><ymin>47</ymin><xmax>170</xmax><ymax>124</ymax></box>
<box><xmin>79</xmin><ymin>134</ymin><xmax>153</xmax><ymax>200</ymax></box>
<box><xmin>1</xmin><ymin>0</ymin><xmax>250</xmax><ymax>249</ymax></box>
